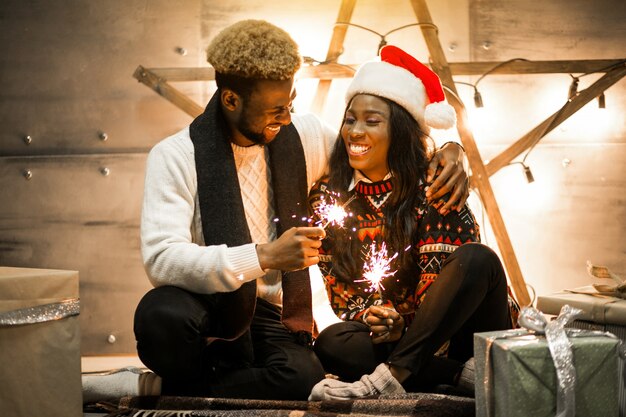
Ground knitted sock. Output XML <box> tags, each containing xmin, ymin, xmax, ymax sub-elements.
<box><xmin>309</xmin><ymin>363</ymin><xmax>405</xmax><ymax>401</ymax></box>
<box><xmin>82</xmin><ymin>367</ymin><xmax>161</xmax><ymax>404</ymax></box>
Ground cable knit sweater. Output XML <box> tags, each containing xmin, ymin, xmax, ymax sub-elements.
<box><xmin>141</xmin><ymin>113</ymin><xmax>336</xmax><ymax>307</ymax></box>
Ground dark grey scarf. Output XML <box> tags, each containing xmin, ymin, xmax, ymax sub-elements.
<box><xmin>189</xmin><ymin>92</ymin><xmax>313</xmax><ymax>340</ymax></box>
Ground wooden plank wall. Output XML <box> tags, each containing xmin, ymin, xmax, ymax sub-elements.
<box><xmin>468</xmin><ymin>0</ymin><xmax>626</xmax><ymax>298</ymax></box>
<box><xmin>0</xmin><ymin>0</ymin><xmax>624</xmax><ymax>353</ymax></box>
<box><xmin>0</xmin><ymin>154</ymin><xmax>149</xmax><ymax>351</ymax></box>
<box><xmin>0</xmin><ymin>0</ymin><xmax>203</xmax><ymax>354</ymax></box>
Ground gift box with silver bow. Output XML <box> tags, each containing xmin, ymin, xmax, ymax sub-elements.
<box><xmin>474</xmin><ymin>305</ymin><xmax>621</xmax><ymax>417</ymax></box>
<box><xmin>0</xmin><ymin>267</ymin><xmax>82</xmax><ymax>417</ymax></box>
<box><xmin>537</xmin><ymin>289</ymin><xmax>626</xmax><ymax>416</ymax></box>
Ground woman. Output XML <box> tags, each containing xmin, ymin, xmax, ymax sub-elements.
<box><xmin>307</xmin><ymin>45</ymin><xmax>519</xmax><ymax>401</ymax></box>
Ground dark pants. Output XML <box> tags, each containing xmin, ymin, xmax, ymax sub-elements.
<box><xmin>134</xmin><ymin>289</ymin><xmax>325</xmax><ymax>400</ymax></box>
<box><xmin>314</xmin><ymin>243</ymin><xmax>511</xmax><ymax>390</ymax></box>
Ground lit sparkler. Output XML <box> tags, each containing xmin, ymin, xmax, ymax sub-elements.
<box><xmin>356</xmin><ymin>242</ymin><xmax>398</xmax><ymax>296</ymax></box>
<box><xmin>315</xmin><ymin>194</ymin><xmax>356</xmax><ymax>229</ymax></box>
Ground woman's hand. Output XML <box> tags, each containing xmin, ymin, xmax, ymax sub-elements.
<box><xmin>364</xmin><ymin>306</ymin><xmax>405</xmax><ymax>344</ymax></box>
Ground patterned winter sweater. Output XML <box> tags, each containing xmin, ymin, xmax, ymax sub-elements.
<box><xmin>308</xmin><ymin>174</ymin><xmax>481</xmax><ymax>325</ymax></box>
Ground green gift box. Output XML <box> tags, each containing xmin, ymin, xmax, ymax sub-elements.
<box><xmin>537</xmin><ymin>289</ymin><xmax>626</xmax><ymax>417</ymax></box>
<box><xmin>475</xmin><ymin>328</ymin><xmax>620</xmax><ymax>417</ymax></box>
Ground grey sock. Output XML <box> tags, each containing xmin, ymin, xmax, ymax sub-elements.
<box><xmin>309</xmin><ymin>363</ymin><xmax>405</xmax><ymax>401</ymax></box>
<box><xmin>82</xmin><ymin>366</ymin><xmax>149</xmax><ymax>403</ymax></box>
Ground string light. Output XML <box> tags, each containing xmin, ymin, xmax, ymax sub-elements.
<box><xmin>522</xmin><ymin>164</ymin><xmax>535</xmax><ymax>184</ymax></box>
<box><xmin>513</xmin><ymin>63</ymin><xmax>619</xmax><ymax>180</ymax></box>
<box><xmin>597</xmin><ymin>92</ymin><xmax>606</xmax><ymax>109</ymax></box>
<box><xmin>565</xmin><ymin>59</ymin><xmax>626</xmax><ymax>108</ymax></box>
<box><xmin>519</xmin><ymin>61</ymin><xmax>624</xmax><ymax>170</ymax></box>
<box><xmin>473</xmin><ymin>88</ymin><xmax>484</xmax><ymax>108</ymax></box>
<box><xmin>334</xmin><ymin>22</ymin><xmax>438</xmax><ymax>54</ymax></box>
<box><xmin>454</xmin><ymin>58</ymin><xmax>529</xmax><ymax>108</ymax></box>
<box><xmin>568</xmin><ymin>75</ymin><xmax>579</xmax><ymax>100</ymax></box>
<box><xmin>456</xmin><ymin>81</ymin><xmax>484</xmax><ymax>108</ymax></box>
<box><xmin>507</xmin><ymin>162</ymin><xmax>535</xmax><ymax>184</ymax></box>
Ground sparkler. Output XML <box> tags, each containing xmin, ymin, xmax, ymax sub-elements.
<box><xmin>356</xmin><ymin>242</ymin><xmax>398</xmax><ymax>297</ymax></box>
<box><xmin>314</xmin><ymin>194</ymin><xmax>356</xmax><ymax>229</ymax></box>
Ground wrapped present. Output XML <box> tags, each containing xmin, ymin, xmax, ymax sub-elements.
<box><xmin>475</xmin><ymin>305</ymin><xmax>621</xmax><ymax>417</ymax></box>
<box><xmin>0</xmin><ymin>267</ymin><xmax>82</xmax><ymax>417</ymax></box>
<box><xmin>537</xmin><ymin>287</ymin><xmax>626</xmax><ymax>325</ymax></box>
<box><xmin>538</xmin><ymin>288</ymin><xmax>626</xmax><ymax>416</ymax></box>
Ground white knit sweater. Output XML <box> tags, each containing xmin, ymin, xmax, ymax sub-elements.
<box><xmin>141</xmin><ymin>112</ymin><xmax>342</xmax><ymax>331</ymax></box>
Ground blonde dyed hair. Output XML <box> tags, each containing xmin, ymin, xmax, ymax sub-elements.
<box><xmin>206</xmin><ymin>20</ymin><xmax>301</xmax><ymax>80</ymax></box>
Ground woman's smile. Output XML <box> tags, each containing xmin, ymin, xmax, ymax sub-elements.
<box><xmin>348</xmin><ymin>142</ymin><xmax>372</xmax><ymax>156</ymax></box>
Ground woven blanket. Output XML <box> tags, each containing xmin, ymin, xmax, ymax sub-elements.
<box><xmin>99</xmin><ymin>393</ymin><xmax>475</xmax><ymax>417</ymax></box>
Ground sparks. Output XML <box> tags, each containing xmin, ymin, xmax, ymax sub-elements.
<box><xmin>356</xmin><ymin>242</ymin><xmax>398</xmax><ymax>294</ymax></box>
<box><xmin>315</xmin><ymin>194</ymin><xmax>356</xmax><ymax>229</ymax></box>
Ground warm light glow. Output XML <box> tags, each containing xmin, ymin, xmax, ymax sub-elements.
<box><xmin>269</xmin><ymin>20</ymin><xmax>343</xmax><ymax>118</ymax></box>
<box><xmin>531</xmin><ymin>75</ymin><xmax>615</xmax><ymax>141</ymax></box>
<box><xmin>429</xmin><ymin>126</ymin><xmax>461</xmax><ymax>145</ymax></box>
<box><xmin>558</xmin><ymin>100</ymin><xmax>613</xmax><ymax>140</ymax></box>
<box><xmin>492</xmin><ymin>163</ymin><xmax>557</xmax><ymax>214</ymax></box>
<box><xmin>466</xmin><ymin>106</ymin><xmax>491</xmax><ymax>138</ymax></box>
<box><xmin>292</xmin><ymin>78</ymin><xmax>320</xmax><ymax>114</ymax></box>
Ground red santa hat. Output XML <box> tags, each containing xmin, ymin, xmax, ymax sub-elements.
<box><xmin>345</xmin><ymin>45</ymin><xmax>456</xmax><ymax>131</ymax></box>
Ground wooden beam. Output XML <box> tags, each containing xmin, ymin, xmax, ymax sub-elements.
<box><xmin>133</xmin><ymin>65</ymin><xmax>203</xmax><ymax>118</ymax></box>
<box><xmin>146</xmin><ymin>63</ymin><xmax>358</xmax><ymax>82</ymax></box>
<box><xmin>485</xmin><ymin>64</ymin><xmax>626</xmax><ymax>176</ymax></box>
<box><xmin>410</xmin><ymin>0</ymin><xmax>531</xmax><ymax>306</ymax></box>
<box><xmin>311</xmin><ymin>0</ymin><xmax>357</xmax><ymax>114</ymax></box>
<box><xmin>299</xmin><ymin>63</ymin><xmax>358</xmax><ymax>79</ymax></box>
<box><xmin>136</xmin><ymin>59</ymin><xmax>625</xmax><ymax>85</ymax></box>
<box><xmin>449</xmin><ymin>59</ymin><xmax>624</xmax><ymax>76</ymax></box>
<box><xmin>149</xmin><ymin>67</ymin><xmax>215</xmax><ymax>82</ymax></box>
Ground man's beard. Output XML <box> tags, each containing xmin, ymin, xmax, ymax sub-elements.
<box><xmin>236</xmin><ymin>106</ymin><xmax>269</xmax><ymax>146</ymax></box>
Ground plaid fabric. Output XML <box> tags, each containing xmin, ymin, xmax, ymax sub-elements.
<box><xmin>102</xmin><ymin>393</ymin><xmax>475</xmax><ymax>417</ymax></box>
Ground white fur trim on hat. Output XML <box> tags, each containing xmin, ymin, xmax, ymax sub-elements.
<box><xmin>424</xmin><ymin>101</ymin><xmax>457</xmax><ymax>130</ymax></box>
<box><xmin>346</xmin><ymin>61</ymin><xmax>428</xmax><ymax>128</ymax></box>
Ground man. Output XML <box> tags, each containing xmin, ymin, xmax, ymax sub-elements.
<box><xmin>83</xmin><ymin>19</ymin><xmax>469</xmax><ymax>402</ymax></box>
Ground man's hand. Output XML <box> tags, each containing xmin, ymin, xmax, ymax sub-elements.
<box><xmin>426</xmin><ymin>142</ymin><xmax>469</xmax><ymax>215</ymax></box>
<box><xmin>256</xmin><ymin>226</ymin><xmax>325</xmax><ymax>271</ymax></box>
<box><xmin>365</xmin><ymin>306</ymin><xmax>404</xmax><ymax>344</ymax></box>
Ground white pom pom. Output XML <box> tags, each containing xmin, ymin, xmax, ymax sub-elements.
<box><xmin>424</xmin><ymin>101</ymin><xmax>456</xmax><ymax>130</ymax></box>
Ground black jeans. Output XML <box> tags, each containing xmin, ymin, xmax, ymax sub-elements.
<box><xmin>314</xmin><ymin>243</ymin><xmax>511</xmax><ymax>390</ymax></box>
<box><xmin>134</xmin><ymin>289</ymin><xmax>325</xmax><ymax>400</ymax></box>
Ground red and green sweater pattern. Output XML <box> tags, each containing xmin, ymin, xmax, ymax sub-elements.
<box><xmin>308</xmin><ymin>176</ymin><xmax>480</xmax><ymax>324</ymax></box>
